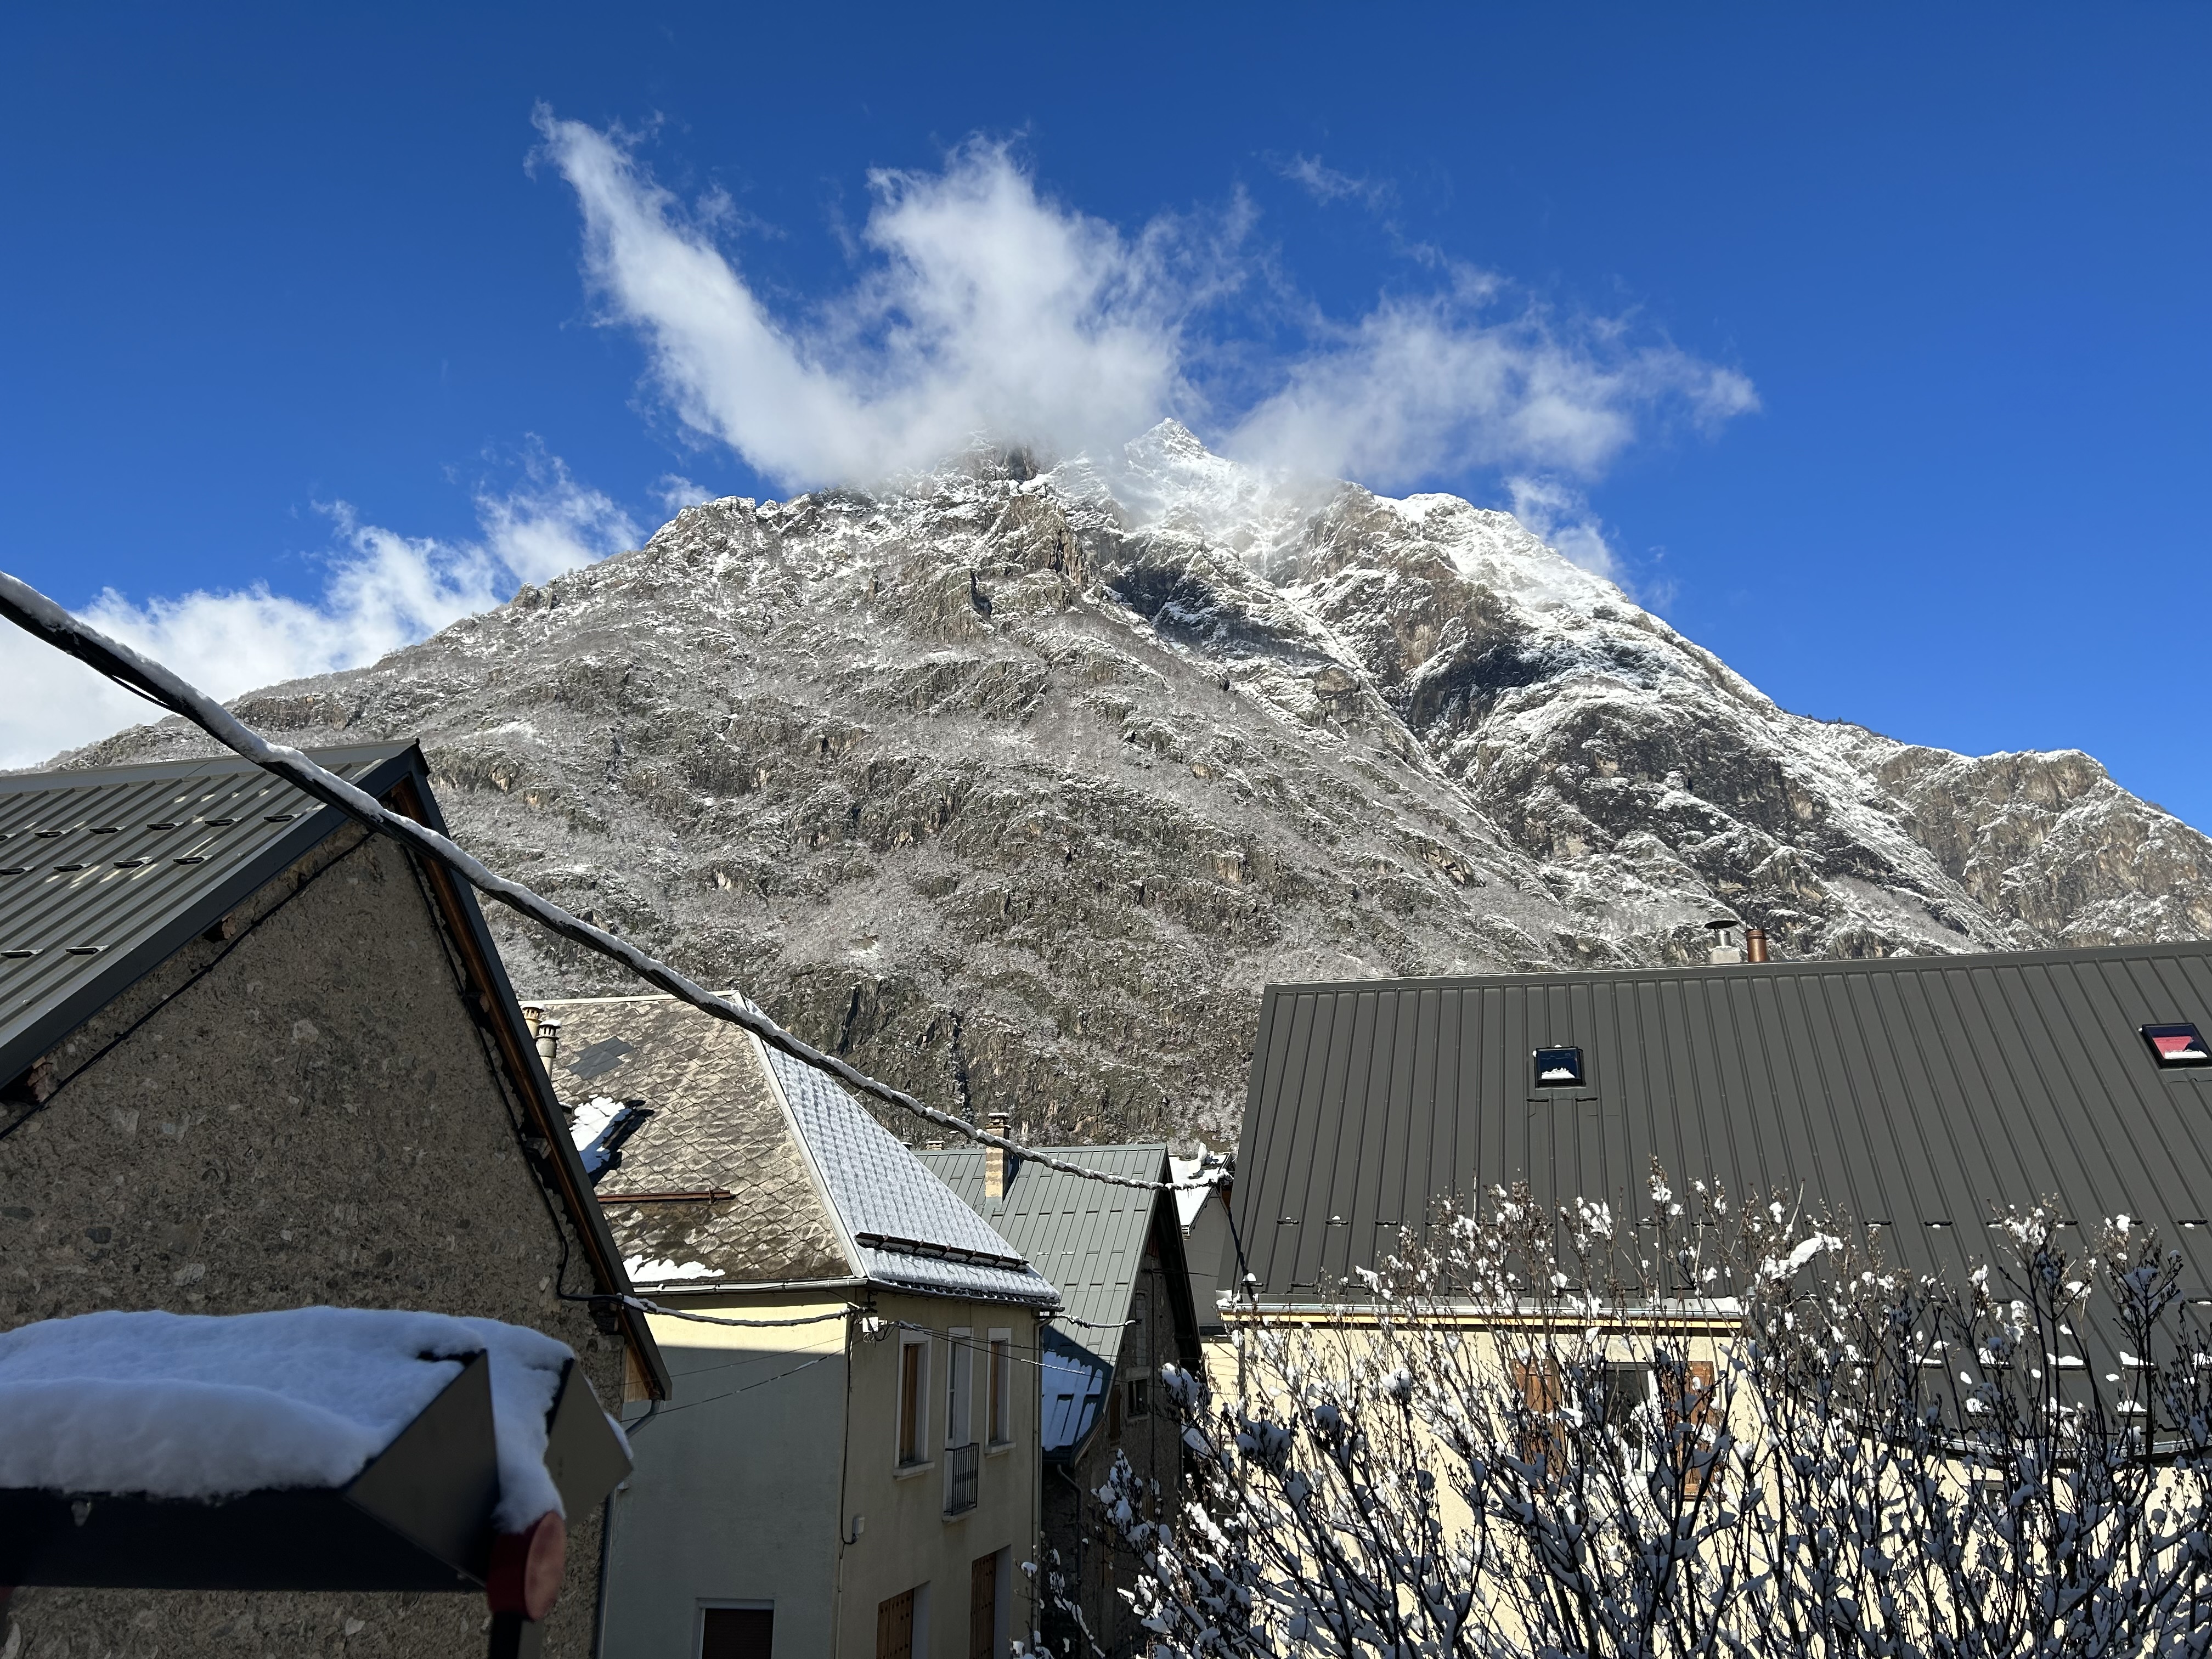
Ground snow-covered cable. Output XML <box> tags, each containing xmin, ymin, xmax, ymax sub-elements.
<box><xmin>0</xmin><ymin>569</ymin><xmax>1216</xmax><ymax>1194</ymax></box>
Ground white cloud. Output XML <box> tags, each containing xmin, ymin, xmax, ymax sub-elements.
<box><xmin>1229</xmin><ymin>287</ymin><xmax>1759</xmax><ymax>489</ymax></box>
<box><xmin>538</xmin><ymin>115</ymin><xmax>1757</xmax><ymax>499</ymax></box>
<box><xmin>1506</xmin><ymin>476</ymin><xmax>1623</xmax><ymax>584</ymax></box>
<box><xmin>538</xmin><ymin>116</ymin><xmax>1201</xmax><ymax>489</ymax></box>
<box><xmin>654</xmin><ymin>473</ymin><xmax>716</xmax><ymax>515</ymax></box>
<box><xmin>1</xmin><ymin>458</ymin><xmax>635</xmax><ymax>771</ymax></box>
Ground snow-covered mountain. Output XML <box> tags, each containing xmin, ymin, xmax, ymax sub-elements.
<box><xmin>70</xmin><ymin>423</ymin><xmax>2212</xmax><ymax>1143</ymax></box>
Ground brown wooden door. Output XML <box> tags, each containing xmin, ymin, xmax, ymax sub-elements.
<box><xmin>969</xmin><ymin>1551</ymin><xmax>1000</xmax><ymax>1659</ymax></box>
<box><xmin>876</xmin><ymin>1588</ymin><xmax>916</xmax><ymax>1659</ymax></box>
<box><xmin>701</xmin><ymin>1606</ymin><xmax>773</xmax><ymax>1659</ymax></box>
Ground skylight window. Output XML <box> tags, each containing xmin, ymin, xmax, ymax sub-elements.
<box><xmin>2142</xmin><ymin>1023</ymin><xmax>2211</xmax><ymax>1069</ymax></box>
<box><xmin>1533</xmin><ymin>1047</ymin><xmax>1585</xmax><ymax>1088</ymax></box>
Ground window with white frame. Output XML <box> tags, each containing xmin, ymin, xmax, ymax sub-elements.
<box><xmin>897</xmin><ymin>1332</ymin><xmax>929</xmax><ymax>1466</ymax></box>
<box><xmin>946</xmin><ymin>1327</ymin><xmax>973</xmax><ymax>1450</ymax></box>
<box><xmin>986</xmin><ymin>1330</ymin><xmax>1013</xmax><ymax>1445</ymax></box>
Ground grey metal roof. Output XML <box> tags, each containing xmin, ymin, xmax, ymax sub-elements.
<box><xmin>0</xmin><ymin>744</ymin><xmax>420</xmax><ymax>1088</ymax></box>
<box><xmin>918</xmin><ymin>1142</ymin><xmax>1204</xmax><ymax>1457</ymax></box>
<box><xmin>917</xmin><ymin>1143</ymin><xmax>1175</xmax><ymax>1372</ymax></box>
<box><xmin>1233</xmin><ymin>941</ymin><xmax>2212</xmax><ymax>1305</ymax></box>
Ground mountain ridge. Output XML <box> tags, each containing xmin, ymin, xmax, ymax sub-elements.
<box><xmin>57</xmin><ymin>423</ymin><xmax>2212</xmax><ymax>1144</ymax></box>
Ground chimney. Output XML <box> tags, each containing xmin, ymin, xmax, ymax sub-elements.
<box><xmin>1744</xmin><ymin>927</ymin><xmax>1771</xmax><ymax>963</ymax></box>
<box><xmin>1706</xmin><ymin>919</ymin><xmax>1743</xmax><ymax>965</ymax></box>
<box><xmin>983</xmin><ymin>1113</ymin><xmax>1012</xmax><ymax>1199</ymax></box>
<box><xmin>533</xmin><ymin>1016</ymin><xmax>561</xmax><ymax>1072</ymax></box>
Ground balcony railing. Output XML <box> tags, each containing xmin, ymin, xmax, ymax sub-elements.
<box><xmin>944</xmin><ymin>1440</ymin><xmax>979</xmax><ymax>1514</ymax></box>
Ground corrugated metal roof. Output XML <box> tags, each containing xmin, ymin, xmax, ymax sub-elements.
<box><xmin>1232</xmin><ymin>941</ymin><xmax>2212</xmax><ymax>1305</ymax></box>
<box><xmin>0</xmin><ymin>745</ymin><xmax>420</xmax><ymax>1086</ymax></box>
<box><xmin>919</xmin><ymin>1142</ymin><xmax>1188</xmax><ymax>1457</ymax></box>
<box><xmin>917</xmin><ymin>1143</ymin><xmax>1172</xmax><ymax>1370</ymax></box>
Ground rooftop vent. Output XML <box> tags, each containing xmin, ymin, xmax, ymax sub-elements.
<box><xmin>1706</xmin><ymin>919</ymin><xmax>1742</xmax><ymax>965</ymax></box>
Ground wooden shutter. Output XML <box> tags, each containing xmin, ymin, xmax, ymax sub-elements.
<box><xmin>1662</xmin><ymin>1361</ymin><xmax>1718</xmax><ymax>1496</ymax></box>
<box><xmin>899</xmin><ymin>1342</ymin><xmax>923</xmax><ymax>1464</ymax></box>
<box><xmin>969</xmin><ymin>1551</ymin><xmax>1000</xmax><ymax>1659</ymax></box>
<box><xmin>876</xmin><ymin>1589</ymin><xmax>916</xmax><ymax>1659</ymax></box>
<box><xmin>1509</xmin><ymin>1357</ymin><xmax>1562</xmax><ymax>1471</ymax></box>
<box><xmin>701</xmin><ymin>1607</ymin><xmax>773</xmax><ymax>1659</ymax></box>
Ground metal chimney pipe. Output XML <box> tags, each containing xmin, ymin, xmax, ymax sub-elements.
<box><xmin>1744</xmin><ymin>928</ymin><xmax>1770</xmax><ymax>963</ymax></box>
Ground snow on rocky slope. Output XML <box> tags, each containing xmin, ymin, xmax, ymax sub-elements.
<box><xmin>65</xmin><ymin>423</ymin><xmax>2212</xmax><ymax>1143</ymax></box>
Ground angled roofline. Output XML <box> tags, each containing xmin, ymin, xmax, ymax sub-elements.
<box><xmin>0</xmin><ymin>743</ymin><xmax>420</xmax><ymax>1087</ymax></box>
<box><xmin>748</xmin><ymin>1028</ymin><xmax>868</xmax><ymax>1283</ymax></box>
<box><xmin>380</xmin><ymin>764</ymin><xmax>670</xmax><ymax>1399</ymax></box>
<box><xmin>1262</xmin><ymin>936</ymin><xmax>2212</xmax><ymax>1000</ymax></box>
<box><xmin>0</xmin><ymin>744</ymin><xmax>669</xmax><ymax>1399</ymax></box>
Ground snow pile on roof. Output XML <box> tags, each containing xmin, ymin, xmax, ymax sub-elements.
<box><xmin>0</xmin><ymin>1307</ymin><xmax>577</xmax><ymax>1530</ymax></box>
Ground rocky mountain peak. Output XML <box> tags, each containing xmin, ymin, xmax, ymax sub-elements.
<box><xmin>65</xmin><ymin>433</ymin><xmax>2212</xmax><ymax>1144</ymax></box>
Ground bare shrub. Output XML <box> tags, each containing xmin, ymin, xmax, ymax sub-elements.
<box><xmin>1069</xmin><ymin>1167</ymin><xmax>2212</xmax><ymax>1657</ymax></box>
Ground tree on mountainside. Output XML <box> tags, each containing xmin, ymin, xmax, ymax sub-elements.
<box><xmin>1068</xmin><ymin>1169</ymin><xmax>2212</xmax><ymax>1657</ymax></box>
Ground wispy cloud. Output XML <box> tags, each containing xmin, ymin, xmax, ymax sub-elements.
<box><xmin>1</xmin><ymin>453</ymin><xmax>636</xmax><ymax>770</ymax></box>
<box><xmin>1506</xmin><ymin>476</ymin><xmax>1623</xmax><ymax>584</ymax></box>
<box><xmin>1275</xmin><ymin>152</ymin><xmax>1392</xmax><ymax>210</ymax></box>
<box><xmin>535</xmin><ymin>113</ymin><xmax>1757</xmax><ymax>498</ymax></box>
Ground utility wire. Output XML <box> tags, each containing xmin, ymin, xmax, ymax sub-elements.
<box><xmin>0</xmin><ymin>569</ymin><xmax>1222</xmax><ymax>1197</ymax></box>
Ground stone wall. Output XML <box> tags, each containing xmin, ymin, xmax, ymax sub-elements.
<box><xmin>1</xmin><ymin>825</ymin><xmax>628</xmax><ymax>1659</ymax></box>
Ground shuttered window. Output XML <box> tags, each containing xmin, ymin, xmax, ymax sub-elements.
<box><xmin>898</xmin><ymin>1338</ymin><xmax>927</xmax><ymax>1466</ymax></box>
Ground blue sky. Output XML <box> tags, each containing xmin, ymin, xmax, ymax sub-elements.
<box><xmin>3</xmin><ymin>4</ymin><xmax>2208</xmax><ymax>831</ymax></box>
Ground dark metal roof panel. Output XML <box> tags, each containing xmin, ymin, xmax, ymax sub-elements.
<box><xmin>0</xmin><ymin>744</ymin><xmax>419</xmax><ymax>1085</ymax></box>
<box><xmin>1233</xmin><ymin>941</ymin><xmax>2212</xmax><ymax>1304</ymax></box>
<box><xmin>913</xmin><ymin>1143</ymin><xmax>1183</xmax><ymax>1374</ymax></box>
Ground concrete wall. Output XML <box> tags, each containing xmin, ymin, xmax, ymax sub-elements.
<box><xmin>604</xmin><ymin>1288</ymin><xmax>1042</xmax><ymax>1659</ymax></box>
<box><xmin>601</xmin><ymin>1292</ymin><xmax>848</xmax><ymax>1659</ymax></box>
<box><xmin>0</xmin><ymin>827</ymin><xmax>629</xmax><ymax>1659</ymax></box>
<box><xmin>838</xmin><ymin>1293</ymin><xmax>1040</xmax><ymax>1659</ymax></box>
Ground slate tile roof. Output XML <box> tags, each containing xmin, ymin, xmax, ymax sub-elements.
<box><xmin>535</xmin><ymin>994</ymin><xmax>1058</xmax><ymax>1307</ymax></box>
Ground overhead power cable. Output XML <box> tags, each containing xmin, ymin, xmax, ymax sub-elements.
<box><xmin>0</xmin><ymin>569</ymin><xmax>1218</xmax><ymax>1194</ymax></box>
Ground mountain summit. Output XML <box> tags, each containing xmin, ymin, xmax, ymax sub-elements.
<box><xmin>72</xmin><ymin>427</ymin><xmax>2212</xmax><ymax>1142</ymax></box>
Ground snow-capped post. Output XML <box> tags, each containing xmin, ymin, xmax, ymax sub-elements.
<box><xmin>1074</xmin><ymin>1165</ymin><xmax>2212</xmax><ymax>1657</ymax></box>
<box><xmin>0</xmin><ymin>1308</ymin><xmax>632</xmax><ymax>1659</ymax></box>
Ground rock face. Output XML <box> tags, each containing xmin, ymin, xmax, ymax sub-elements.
<box><xmin>65</xmin><ymin>423</ymin><xmax>2212</xmax><ymax>1146</ymax></box>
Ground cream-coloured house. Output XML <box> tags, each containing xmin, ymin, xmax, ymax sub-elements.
<box><xmin>529</xmin><ymin>995</ymin><xmax>1059</xmax><ymax>1659</ymax></box>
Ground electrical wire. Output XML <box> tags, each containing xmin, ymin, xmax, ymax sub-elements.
<box><xmin>0</xmin><ymin>568</ymin><xmax>1222</xmax><ymax>1198</ymax></box>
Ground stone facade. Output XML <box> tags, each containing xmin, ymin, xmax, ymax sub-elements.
<box><xmin>1</xmin><ymin>824</ymin><xmax>633</xmax><ymax>1659</ymax></box>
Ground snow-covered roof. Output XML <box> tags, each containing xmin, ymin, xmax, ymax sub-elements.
<box><xmin>533</xmin><ymin>995</ymin><xmax>1058</xmax><ymax>1308</ymax></box>
<box><xmin>0</xmin><ymin>1307</ymin><xmax>580</xmax><ymax>1531</ymax></box>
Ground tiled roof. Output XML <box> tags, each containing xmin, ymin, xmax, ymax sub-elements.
<box><xmin>0</xmin><ymin>746</ymin><xmax>420</xmax><ymax>1088</ymax></box>
<box><xmin>535</xmin><ymin>995</ymin><xmax>1059</xmax><ymax>1307</ymax></box>
<box><xmin>544</xmin><ymin>997</ymin><xmax>848</xmax><ymax>1289</ymax></box>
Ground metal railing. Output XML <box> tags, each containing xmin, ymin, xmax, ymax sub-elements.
<box><xmin>944</xmin><ymin>1441</ymin><xmax>979</xmax><ymax>1514</ymax></box>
